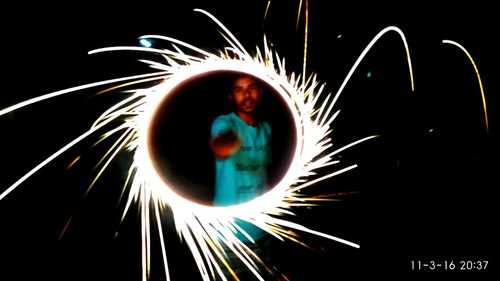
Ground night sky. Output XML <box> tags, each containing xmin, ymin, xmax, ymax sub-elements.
<box><xmin>1</xmin><ymin>1</ymin><xmax>498</xmax><ymax>280</ymax></box>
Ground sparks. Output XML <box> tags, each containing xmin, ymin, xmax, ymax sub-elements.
<box><xmin>0</xmin><ymin>8</ymin><xmax>418</xmax><ymax>281</ymax></box>
<box><xmin>442</xmin><ymin>39</ymin><xmax>489</xmax><ymax>135</ymax></box>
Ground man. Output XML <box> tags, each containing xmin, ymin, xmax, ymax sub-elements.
<box><xmin>210</xmin><ymin>73</ymin><xmax>271</xmax><ymax>232</ymax></box>
<box><xmin>210</xmin><ymin>74</ymin><xmax>283</xmax><ymax>280</ymax></box>
<box><xmin>210</xmin><ymin>74</ymin><xmax>271</xmax><ymax>206</ymax></box>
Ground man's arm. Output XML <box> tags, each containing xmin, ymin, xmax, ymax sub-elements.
<box><xmin>210</xmin><ymin>115</ymin><xmax>240</xmax><ymax>160</ymax></box>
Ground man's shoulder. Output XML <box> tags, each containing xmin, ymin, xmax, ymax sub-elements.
<box><xmin>212</xmin><ymin>113</ymin><xmax>234</xmax><ymax>125</ymax></box>
<box><xmin>211</xmin><ymin>113</ymin><xmax>236</xmax><ymax>135</ymax></box>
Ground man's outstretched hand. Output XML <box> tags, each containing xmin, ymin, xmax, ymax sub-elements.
<box><xmin>210</xmin><ymin>131</ymin><xmax>241</xmax><ymax>160</ymax></box>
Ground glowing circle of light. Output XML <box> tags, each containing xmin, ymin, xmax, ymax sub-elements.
<box><xmin>143</xmin><ymin>69</ymin><xmax>304</xmax><ymax>210</ymax></box>
<box><xmin>104</xmin><ymin>21</ymin><xmax>370</xmax><ymax>277</ymax></box>
<box><xmin>140</xmin><ymin>62</ymin><xmax>303</xmax><ymax>215</ymax></box>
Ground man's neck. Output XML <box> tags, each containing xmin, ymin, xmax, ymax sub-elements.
<box><xmin>236</xmin><ymin>111</ymin><xmax>257</xmax><ymax>126</ymax></box>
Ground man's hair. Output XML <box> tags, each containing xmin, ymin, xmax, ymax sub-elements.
<box><xmin>228</xmin><ymin>73</ymin><xmax>261</xmax><ymax>93</ymax></box>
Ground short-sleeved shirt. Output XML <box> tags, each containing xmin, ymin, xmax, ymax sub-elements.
<box><xmin>211</xmin><ymin>112</ymin><xmax>271</xmax><ymax>240</ymax></box>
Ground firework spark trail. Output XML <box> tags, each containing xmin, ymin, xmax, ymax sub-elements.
<box><xmin>263</xmin><ymin>0</ymin><xmax>272</xmax><ymax>27</ymax></box>
<box><xmin>442</xmin><ymin>39</ymin><xmax>489</xmax><ymax>135</ymax></box>
<box><xmin>0</xmin><ymin>71</ymin><xmax>167</xmax><ymax>117</ymax></box>
<box><xmin>302</xmin><ymin>0</ymin><xmax>309</xmax><ymax>89</ymax></box>
<box><xmin>0</xmin><ymin>8</ymin><xmax>420</xmax><ymax>281</ymax></box>
<box><xmin>0</xmin><ymin>72</ymin><xmax>168</xmax><ymax>201</ymax></box>
<box><xmin>0</xmin><ymin>113</ymin><xmax>118</xmax><ymax>201</ymax></box>
<box><xmin>328</xmin><ymin>26</ymin><xmax>415</xmax><ymax>114</ymax></box>
<box><xmin>86</xmin><ymin>126</ymin><xmax>136</xmax><ymax>195</ymax></box>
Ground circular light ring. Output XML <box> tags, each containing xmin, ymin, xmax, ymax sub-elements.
<box><xmin>139</xmin><ymin>60</ymin><xmax>304</xmax><ymax>215</ymax></box>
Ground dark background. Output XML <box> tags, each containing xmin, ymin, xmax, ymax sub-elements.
<box><xmin>1</xmin><ymin>1</ymin><xmax>497</xmax><ymax>280</ymax></box>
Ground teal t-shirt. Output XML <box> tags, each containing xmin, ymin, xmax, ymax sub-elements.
<box><xmin>211</xmin><ymin>112</ymin><xmax>271</xmax><ymax>241</ymax></box>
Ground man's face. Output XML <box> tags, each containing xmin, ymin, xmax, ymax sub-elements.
<box><xmin>230</xmin><ymin>76</ymin><xmax>263</xmax><ymax>114</ymax></box>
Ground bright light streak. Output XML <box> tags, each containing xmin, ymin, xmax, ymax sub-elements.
<box><xmin>442</xmin><ymin>39</ymin><xmax>489</xmax><ymax>135</ymax></box>
<box><xmin>329</xmin><ymin>26</ymin><xmax>415</xmax><ymax>111</ymax></box>
<box><xmin>0</xmin><ymin>9</ymin><xmax>418</xmax><ymax>281</ymax></box>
